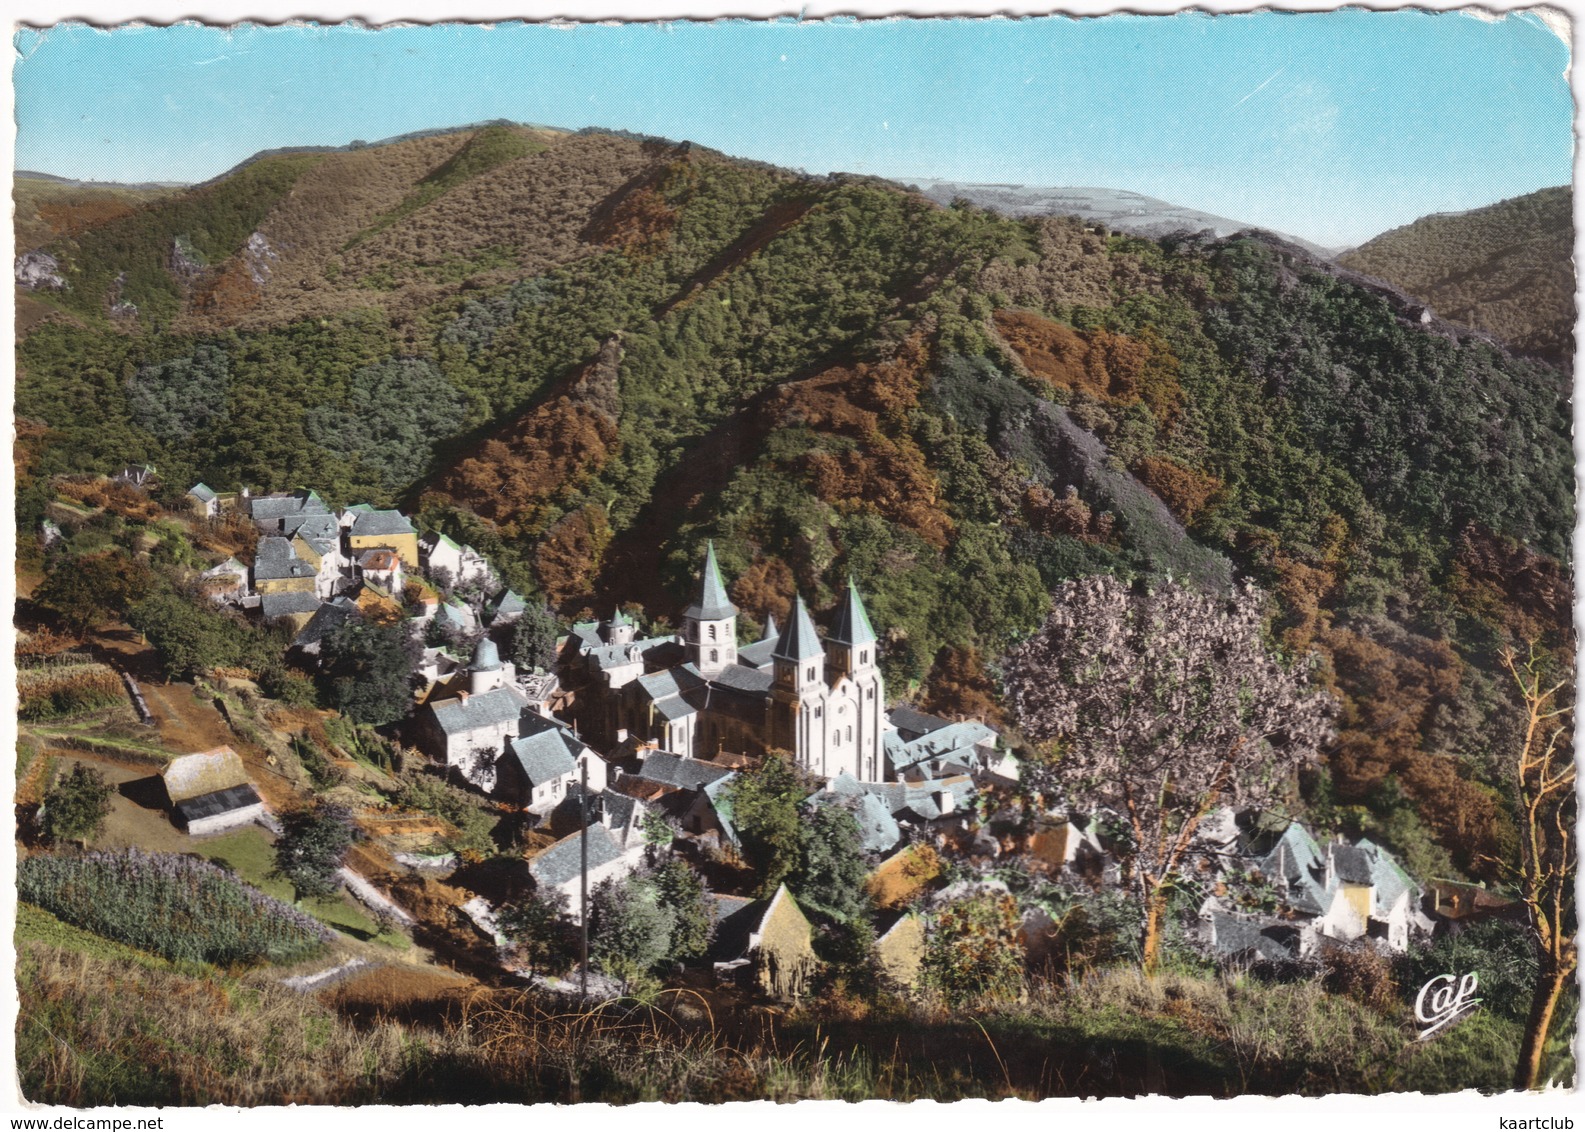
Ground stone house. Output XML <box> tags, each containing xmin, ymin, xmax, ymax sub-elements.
<box><xmin>160</xmin><ymin>746</ymin><xmax>265</xmax><ymax>836</ymax></box>
<box><xmin>187</xmin><ymin>482</ymin><xmax>220</xmax><ymax>519</ymax></box>
<box><xmin>357</xmin><ymin>547</ymin><xmax>405</xmax><ymax>593</ymax></box>
<box><xmin>495</xmin><ymin>715</ymin><xmax>608</xmax><ymax>812</ymax></box>
<box><xmin>710</xmin><ymin>884</ymin><xmax>818</xmax><ymax>1000</ymax></box>
<box><xmin>418</xmin><ymin>640</ymin><xmax>529</xmax><ymax>781</ymax></box>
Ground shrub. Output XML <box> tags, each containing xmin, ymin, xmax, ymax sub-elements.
<box><xmin>18</xmin><ymin>850</ymin><xmax>331</xmax><ymax>965</ymax></box>
<box><xmin>39</xmin><ymin>763</ymin><xmax>115</xmax><ymax>847</ymax></box>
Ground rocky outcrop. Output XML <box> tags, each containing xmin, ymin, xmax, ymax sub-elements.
<box><xmin>15</xmin><ymin>250</ymin><xmax>66</xmax><ymax>291</ymax></box>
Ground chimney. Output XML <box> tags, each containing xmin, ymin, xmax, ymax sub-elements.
<box><xmin>934</xmin><ymin>789</ymin><xmax>954</xmax><ymax>815</ymax></box>
<box><xmin>457</xmin><ymin>690</ymin><xmax>470</xmax><ymax>705</ymax></box>
<box><xmin>616</xmin><ymin>728</ymin><xmax>629</xmax><ymax>743</ymax></box>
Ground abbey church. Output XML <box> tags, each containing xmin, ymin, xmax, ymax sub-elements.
<box><xmin>567</xmin><ymin>544</ymin><xmax>887</xmax><ymax>782</ymax></box>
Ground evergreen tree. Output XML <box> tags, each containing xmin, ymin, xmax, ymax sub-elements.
<box><xmin>319</xmin><ymin>618</ymin><xmax>420</xmax><ymax>726</ymax></box>
<box><xmin>274</xmin><ymin>802</ymin><xmax>356</xmax><ymax>901</ymax></box>
<box><xmin>509</xmin><ymin>602</ymin><xmax>561</xmax><ymax>672</ymax></box>
<box><xmin>724</xmin><ymin>752</ymin><xmax>811</xmax><ymax>898</ymax></box>
<box><xmin>40</xmin><ymin>764</ymin><xmax>114</xmax><ymax>848</ymax></box>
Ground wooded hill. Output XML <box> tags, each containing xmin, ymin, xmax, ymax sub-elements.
<box><xmin>14</xmin><ymin>124</ymin><xmax>1574</xmax><ymax>888</ymax></box>
<box><xmin>1339</xmin><ymin>185</ymin><xmax>1574</xmax><ymax>367</ymax></box>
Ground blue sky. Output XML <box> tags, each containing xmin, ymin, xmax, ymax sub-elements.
<box><xmin>12</xmin><ymin>12</ymin><xmax>1573</xmax><ymax>247</ymax></box>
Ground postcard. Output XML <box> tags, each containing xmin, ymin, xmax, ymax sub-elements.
<box><xmin>9</xmin><ymin>3</ymin><xmax>1577</xmax><ymax>1120</ymax></box>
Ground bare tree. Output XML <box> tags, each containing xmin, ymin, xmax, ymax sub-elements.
<box><xmin>1003</xmin><ymin>576</ymin><xmax>1336</xmax><ymax>971</ymax></box>
<box><xmin>1494</xmin><ymin>644</ymin><xmax>1576</xmax><ymax>1090</ymax></box>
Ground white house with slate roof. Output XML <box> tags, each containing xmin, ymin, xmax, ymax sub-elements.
<box><xmin>528</xmin><ymin>824</ymin><xmax>640</xmax><ymax>922</ymax></box>
<box><xmin>496</xmin><ymin>714</ymin><xmax>608</xmax><ymax>811</ymax></box>
<box><xmin>419</xmin><ymin>639</ymin><xmax>530</xmax><ymax>780</ymax></box>
<box><xmin>576</xmin><ymin>544</ymin><xmax>889</xmax><ymax>781</ymax></box>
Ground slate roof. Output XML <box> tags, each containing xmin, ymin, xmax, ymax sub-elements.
<box><xmin>1358</xmin><ymin>839</ymin><xmax>1418</xmax><ymax>910</ymax></box>
<box><xmin>888</xmin><ymin>705</ymin><xmax>952</xmax><ymax>741</ymax></box>
<box><xmin>254</xmin><ymin>537</ymin><xmax>316</xmax><ymax>581</ymax></box>
<box><xmin>707</xmin><ymin>891</ymin><xmax>762</xmax><ymax>961</ymax></box>
<box><xmin>709</xmin><ymin>664</ymin><xmax>774</xmax><ymax>694</ymax></box>
<box><xmin>586</xmin><ymin>636</ymin><xmax>675</xmax><ymax>672</ymax></box>
<box><xmin>284</xmin><ymin>512</ymin><xmax>340</xmax><ymax>543</ymax></box>
<box><xmin>702</xmin><ymin>774</ymin><xmax>741</xmax><ymax>847</ymax></box>
<box><xmin>737</xmin><ymin>638</ymin><xmax>778</xmax><ymax>669</ymax></box>
<box><xmin>351</xmin><ymin>509</ymin><xmax>416</xmax><ymax>538</ymax></box>
<box><xmin>507</xmin><ymin>725</ymin><xmax>580</xmax><ymax>788</ymax></box>
<box><xmin>1210</xmin><ymin>910</ymin><xmax>1301</xmax><ymax>964</ymax></box>
<box><xmin>359</xmin><ymin>548</ymin><xmax>401</xmax><ymax>571</ymax></box>
<box><xmin>472</xmin><ymin>637</ymin><xmax>502</xmax><ymax>671</ymax></box>
<box><xmin>827</xmin><ymin>772</ymin><xmax>977</xmax><ymax>822</ymax></box>
<box><xmin>174</xmin><ymin>784</ymin><xmax>262</xmax><ymax>826</ymax></box>
<box><xmin>529</xmin><ymin>824</ymin><xmax>623</xmax><ymax>889</ymax></box>
<box><xmin>887</xmin><ymin>719</ymin><xmax>998</xmax><ymax>775</ymax></box>
<box><xmin>202</xmin><ymin>557</ymin><xmax>247</xmax><ymax>579</ymax></box>
<box><xmin>436</xmin><ymin>600</ymin><xmax>475</xmax><ymax>629</ymax></box>
<box><xmin>684</xmin><ymin>541</ymin><xmax>738</xmax><ymax>621</ymax></box>
<box><xmin>292</xmin><ymin>596</ymin><xmax>359</xmax><ymax>650</ymax></box>
<box><xmin>488</xmin><ymin>590</ymin><xmax>527</xmax><ymax>621</ymax></box>
<box><xmin>650</xmin><ymin>695</ymin><xmax>698</xmax><ymax>722</ymax></box>
<box><xmin>807</xmin><ymin>790</ymin><xmax>900</xmax><ymax>853</ymax></box>
<box><xmin>249</xmin><ymin>491</ymin><xmax>328</xmax><ymax>523</ymax></box>
<box><xmin>188</xmin><ymin>482</ymin><xmax>218</xmax><ymax>503</ymax></box>
<box><xmin>598</xmin><ymin>789</ymin><xmax>642</xmax><ymax>831</ymax></box>
<box><xmin>1330</xmin><ymin>843</ymin><xmax>1375</xmax><ymax>886</ymax></box>
<box><xmin>428</xmin><ymin>685</ymin><xmax>527</xmax><ymax>735</ymax></box>
<box><xmin>827</xmin><ymin>578</ymin><xmax>878</xmax><ymax>647</ymax></box>
<box><xmin>635</xmin><ymin>666</ymin><xmax>706</xmax><ymax>702</ymax></box>
<box><xmin>260</xmin><ymin>591</ymin><xmax>323</xmax><ymax>620</ymax></box>
<box><xmin>635</xmin><ymin>751</ymin><xmax>735</xmax><ymax>791</ymax></box>
<box><xmin>773</xmin><ymin>595</ymin><xmax>824</xmax><ymax>662</ymax></box>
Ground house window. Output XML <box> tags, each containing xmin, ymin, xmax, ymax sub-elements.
<box><xmin>710</xmin><ymin>648</ymin><xmax>719</xmax><ymax>663</ymax></box>
<box><xmin>860</xmin><ymin>650</ymin><xmax>867</xmax><ymax>665</ymax></box>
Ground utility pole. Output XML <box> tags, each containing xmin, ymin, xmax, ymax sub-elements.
<box><xmin>579</xmin><ymin>758</ymin><xmax>589</xmax><ymax>998</ymax></box>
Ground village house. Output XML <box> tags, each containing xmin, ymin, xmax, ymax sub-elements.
<box><xmin>418</xmin><ymin>639</ymin><xmax>532</xmax><ymax>780</ymax></box>
<box><xmin>357</xmin><ymin>547</ymin><xmax>405</xmax><ymax>593</ymax></box>
<box><xmin>199</xmin><ymin>557</ymin><xmax>250</xmax><ymax>604</ymax></box>
<box><xmin>186</xmin><ymin>482</ymin><xmax>220</xmax><ymax>519</ymax></box>
<box><xmin>160</xmin><ymin>746</ymin><xmax>265</xmax><ymax>836</ymax></box>
<box><xmin>486</xmin><ymin>589</ymin><xmax>528</xmax><ymax>628</ymax></box>
<box><xmin>348</xmin><ymin>509</ymin><xmax>420</xmax><ymax>569</ymax></box>
<box><xmin>495</xmin><ymin>714</ymin><xmax>608</xmax><ymax>812</ymax></box>
<box><xmin>527</xmin><ymin>823</ymin><xmax>641</xmax><ymax>923</ymax></box>
<box><xmin>290</xmin><ymin>596</ymin><xmax>359</xmax><ymax>662</ymax></box>
<box><xmin>115</xmin><ymin>462</ymin><xmax>157</xmax><ymax>489</ymax></box>
<box><xmin>418</xmin><ymin>530</ymin><xmax>494</xmax><ymax>589</ymax></box>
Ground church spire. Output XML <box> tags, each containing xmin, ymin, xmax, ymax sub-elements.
<box><xmin>772</xmin><ymin>594</ymin><xmax>824</xmax><ymax>662</ymax></box>
<box><xmin>827</xmin><ymin>576</ymin><xmax>877</xmax><ymax>647</ymax></box>
<box><xmin>761</xmin><ymin>612</ymin><xmax>779</xmax><ymax>642</ymax></box>
<box><xmin>684</xmin><ymin>540</ymin><xmax>738</xmax><ymax>622</ymax></box>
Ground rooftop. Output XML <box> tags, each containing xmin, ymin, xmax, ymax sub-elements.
<box><xmin>529</xmin><ymin>824</ymin><xmax>623</xmax><ymax>889</ymax></box>
<box><xmin>351</xmin><ymin>509</ymin><xmax>416</xmax><ymax>538</ymax></box>
<box><xmin>428</xmin><ymin>685</ymin><xmax>527</xmax><ymax>735</ymax></box>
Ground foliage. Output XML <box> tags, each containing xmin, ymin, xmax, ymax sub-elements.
<box><xmin>648</xmin><ymin>857</ymin><xmax>713</xmax><ymax>961</ymax></box>
<box><xmin>33</xmin><ymin>549</ymin><xmax>153</xmax><ymax>635</ymax></box>
<box><xmin>588</xmin><ymin>876</ymin><xmax>676</xmax><ymax>987</ymax></box>
<box><xmin>40</xmin><ymin>763</ymin><xmax>115</xmax><ymax>847</ymax></box>
<box><xmin>18</xmin><ymin>849</ymin><xmax>331</xmax><ymax>964</ymax></box>
<box><xmin>128</xmin><ymin>587</ymin><xmax>264</xmax><ymax>681</ymax></box>
<box><xmin>389</xmin><ymin>771</ymin><xmax>498</xmax><ymax>858</ymax></box>
<box><xmin>304</xmin><ymin>358</ymin><xmax>468</xmax><ymax>495</ymax></box>
<box><xmin>922</xmin><ymin>892</ymin><xmax>1024</xmax><ymax>1008</ymax></box>
<box><xmin>273</xmin><ymin>802</ymin><xmax>357</xmax><ymax>901</ymax></box>
<box><xmin>128</xmin><ymin>343</ymin><xmax>231</xmax><ymax>442</ymax></box>
<box><xmin>793</xmin><ymin>803</ymin><xmax>873</xmax><ymax>925</ymax></box>
<box><xmin>508</xmin><ymin>602</ymin><xmax>561</xmax><ymax>672</ymax></box>
<box><xmin>1003</xmin><ymin>575</ymin><xmax>1337</xmax><ymax>969</ymax></box>
<box><xmin>724</xmin><ymin>753</ymin><xmax>813</xmax><ymax>898</ymax></box>
<box><xmin>499</xmin><ymin>889</ymin><xmax>578</xmax><ymax>978</ymax></box>
<box><xmin>1337</xmin><ymin>185</ymin><xmax>1573</xmax><ymax>364</ymax></box>
<box><xmin>318</xmin><ymin>617</ymin><xmax>420</xmax><ymax>726</ymax></box>
<box><xmin>18</xmin><ymin>656</ymin><xmax>126</xmax><ymax>721</ymax></box>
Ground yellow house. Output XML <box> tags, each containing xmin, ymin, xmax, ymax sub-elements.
<box><xmin>347</xmin><ymin>509</ymin><xmax>419</xmax><ymax>569</ymax></box>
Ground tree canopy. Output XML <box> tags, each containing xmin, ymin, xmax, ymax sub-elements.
<box><xmin>1003</xmin><ymin>575</ymin><xmax>1337</xmax><ymax>969</ymax></box>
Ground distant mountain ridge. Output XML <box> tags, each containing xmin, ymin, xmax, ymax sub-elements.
<box><xmin>909</xmin><ymin>180</ymin><xmax>1340</xmax><ymax>259</ymax></box>
<box><xmin>1337</xmin><ymin>185</ymin><xmax>1573</xmax><ymax>367</ymax></box>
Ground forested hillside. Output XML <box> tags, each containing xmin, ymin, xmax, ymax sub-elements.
<box><xmin>15</xmin><ymin>125</ymin><xmax>1574</xmax><ymax>887</ymax></box>
<box><xmin>1339</xmin><ymin>186</ymin><xmax>1574</xmax><ymax>366</ymax></box>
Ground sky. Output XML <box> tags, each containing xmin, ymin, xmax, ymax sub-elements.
<box><xmin>11</xmin><ymin>11</ymin><xmax>1575</xmax><ymax>248</ymax></box>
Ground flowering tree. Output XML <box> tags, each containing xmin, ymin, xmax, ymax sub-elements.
<box><xmin>1003</xmin><ymin>576</ymin><xmax>1336</xmax><ymax>971</ymax></box>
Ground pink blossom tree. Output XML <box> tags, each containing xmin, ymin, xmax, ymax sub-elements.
<box><xmin>1003</xmin><ymin>575</ymin><xmax>1337</xmax><ymax>971</ymax></box>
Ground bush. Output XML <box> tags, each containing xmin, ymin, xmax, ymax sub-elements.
<box><xmin>18</xmin><ymin>850</ymin><xmax>331</xmax><ymax>965</ymax></box>
<box><xmin>40</xmin><ymin>763</ymin><xmax>114</xmax><ymax>847</ymax></box>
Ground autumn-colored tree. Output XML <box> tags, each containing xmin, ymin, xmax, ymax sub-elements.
<box><xmin>922</xmin><ymin>891</ymin><xmax>1024</xmax><ymax>1008</ymax></box>
<box><xmin>34</xmin><ymin>550</ymin><xmax>153</xmax><ymax>636</ymax></box>
<box><xmin>1131</xmin><ymin>455</ymin><xmax>1222</xmax><ymax>525</ymax></box>
<box><xmin>1492</xmin><ymin>645</ymin><xmax>1576</xmax><ymax>1090</ymax></box>
<box><xmin>918</xmin><ymin>645</ymin><xmax>1004</xmax><ymax>726</ymax></box>
<box><xmin>535</xmin><ymin>505</ymin><xmax>614</xmax><ymax>608</ymax></box>
<box><xmin>1003</xmin><ymin>576</ymin><xmax>1336</xmax><ymax>971</ymax></box>
<box><xmin>730</xmin><ymin>556</ymin><xmax>795</xmax><ymax>626</ymax></box>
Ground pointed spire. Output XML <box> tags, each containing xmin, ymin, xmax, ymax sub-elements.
<box><xmin>611</xmin><ymin>606</ymin><xmax>633</xmax><ymax>627</ymax></box>
<box><xmin>827</xmin><ymin>576</ymin><xmax>878</xmax><ymax>647</ymax></box>
<box><xmin>684</xmin><ymin>539</ymin><xmax>738</xmax><ymax>621</ymax></box>
<box><xmin>772</xmin><ymin>594</ymin><xmax>824</xmax><ymax>662</ymax></box>
<box><xmin>761</xmin><ymin>612</ymin><xmax>779</xmax><ymax>641</ymax></box>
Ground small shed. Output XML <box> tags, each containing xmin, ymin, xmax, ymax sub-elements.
<box><xmin>161</xmin><ymin>746</ymin><xmax>265</xmax><ymax>836</ymax></box>
<box><xmin>711</xmin><ymin>884</ymin><xmax>818</xmax><ymax>1001</ymax></box>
